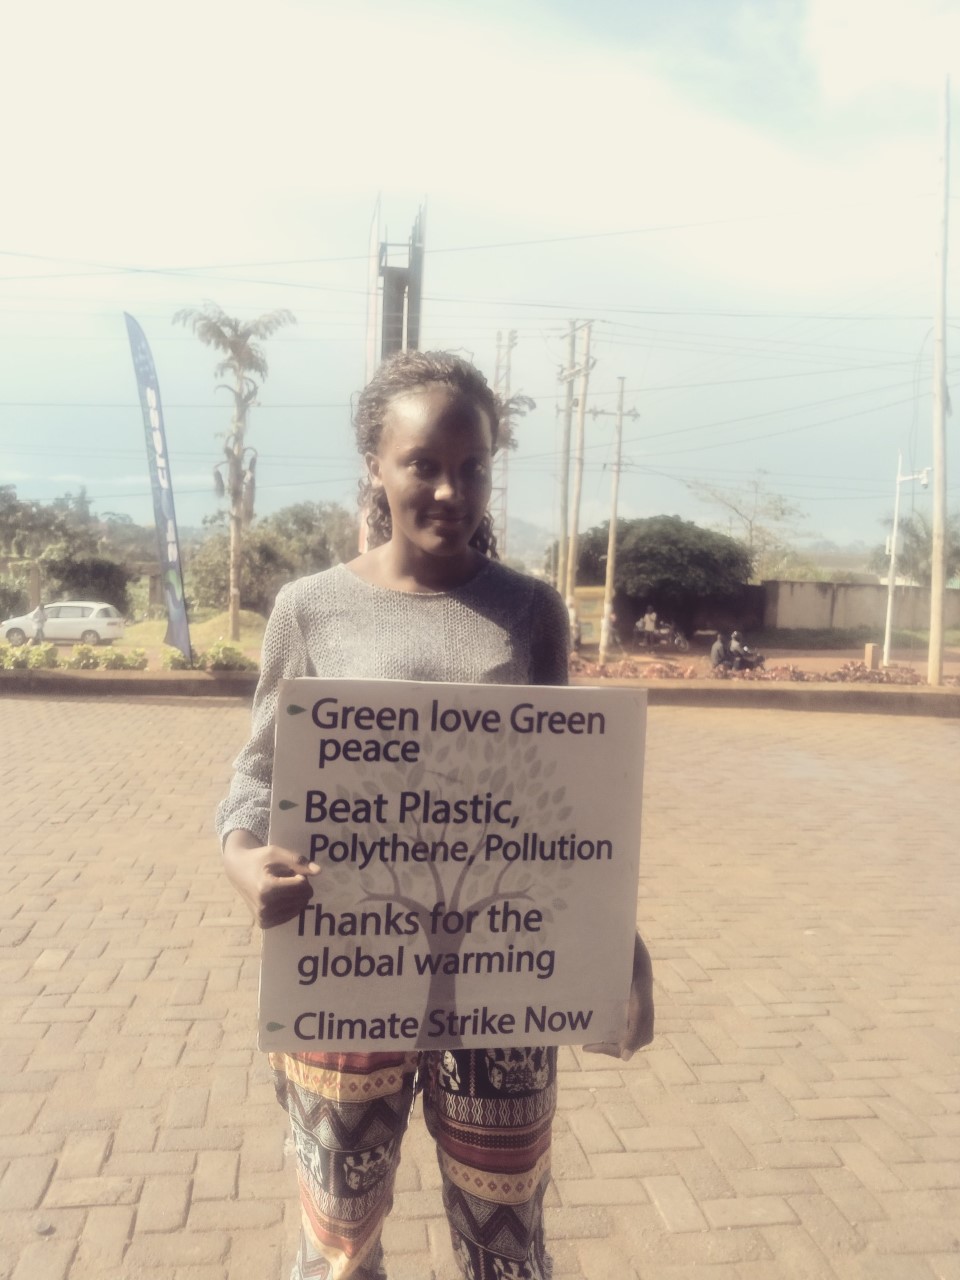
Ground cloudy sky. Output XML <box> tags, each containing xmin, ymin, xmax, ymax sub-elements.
<box><xmin>1</xmin><ymin>0</ymin><xmax>957</xmax><ymax>556</ymax></box>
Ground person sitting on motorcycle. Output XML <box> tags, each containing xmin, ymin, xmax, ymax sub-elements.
<box><xmin>710</xmin><ymin>632</ymin><xmax>731</xmax><ymax>669</ymax></box>
<box><xmin>729</xmin><ymin>630</ymin><xmax>762</xmax><ymax>670</ymax></box>
<box><xmin>635</xmin><ymin>605</ymin><xmax>658</xmax><ymax>650</ymax></box>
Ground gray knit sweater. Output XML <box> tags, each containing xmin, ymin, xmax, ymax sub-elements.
<box><xmin>216</xmin><ymin>560</ymin><xmax>570</xmax><ymax>845</ymax></box>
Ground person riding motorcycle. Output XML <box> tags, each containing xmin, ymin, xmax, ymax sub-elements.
<box><xmin>728</xmin><ymin>630</ymin><xmax>764</xmax><ymax>671</ymax></box>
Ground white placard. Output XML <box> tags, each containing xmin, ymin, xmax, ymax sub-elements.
<box><xmin>259</xmin><ymin>679</ymin><xmax>646</xmax><ymax>1052</ymax></box>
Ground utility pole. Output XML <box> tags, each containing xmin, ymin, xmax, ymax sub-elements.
<box><xmin>564</xmin><ymin>321</ymin><xmax>593</xmax><ymax>610</ymax></box>
<box><xmin>587</xmin><ymin>384</ymin><xmax>640</xmax><ymax>664</ymax></box>
<box><xmin>364</xmin><ymin>197</ymin><xmax>381</xmax><ymax>386</ymax></box>
<box><xmin>928</xmin><ymin>76</ymin><xmax>950</xmax><ymax>686</ymax></box>
<box><xmin>491</xmin><ymin>329</ymin><xmax>516</xmax><ymax>554</ymax></box>
<box><xmin>555</xmin><ymin>320</ymin><xmax>577</xmax><ymax>594</ymax></box>
<box><xmin>599</xmin><ymin>378</ymin><xmax>625</xmax><ymax>667</ymax></box>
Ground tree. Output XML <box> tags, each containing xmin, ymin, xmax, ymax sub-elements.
<box><xmin>186</xmin><ymin>528</ymin><xmax>294</xmax><ymax>616</ymax></box>
<box><xmin>498</xmin><ymin>393</ymin><xmax>535</xmax><ymax>451</ymax></box>
<box><xmin>578</xmin><ymin>515</ymin><xmax>752</xmax><ymax>634</ymax></box>
<box><xmin>0</xmin><ymin>487</ymin><xmax>116</xmax><ymax>617</ymax></box>
<box><xmin>185</xmin><ymin>501</ymin><xmax>355</xmax><ymax>616</ymax></box>
<box><xmin>869</xmin><ymin>511</ymin><xmax>960</xmax><ymax>587</ymax></box>
<box><xmin>0</xmin><ymin>578</ymin><xmax>28</xmax><ymax>618</ymax></box>
<box><xmin>40</xmin><ymin>555</ymin><xmax>136</xmax><ymax>613</ymax></box>
<box><xmin>49</xmin><ymin>486</ymin><xmax>96</xmax><ymax>534</ymax></box>
<box><xmin>0</xmin><ymin>485</ymin><xmax>93</xmax><ymax>560</ymax></box>
<box><xmin>97</xmin><ymin>512</ymin><xmax>158</xmax><ymax>561</ymax></box>
<box><xmin>257</xmin><ymin>501</ymin><xmax>359</xmax><ymax>572</ymax></box>
<box><xmin>687</xmin><ymin>471</ymin><xmax>805</xmax><ymax>582</ymax></box>
<box><xmin>0</xmin><ymin>487</ymin><xmax>187</xmax><ymax>615</ymax></box>
<box><xmin>174</xmin><ymin>301</ymin><xmax>296</xmax><ymax>640</ymax></box>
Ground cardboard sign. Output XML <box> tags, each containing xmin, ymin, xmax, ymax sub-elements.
<box><xmin>260</xmin><ymin>679</ymin><xmax>646</xmax><ymax>1052</ymax></box>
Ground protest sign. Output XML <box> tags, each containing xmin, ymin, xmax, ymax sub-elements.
<box><xmin>260</xmin><ymin>678</ymin><xmax>646</xmax><ymax>1051</ymax></box>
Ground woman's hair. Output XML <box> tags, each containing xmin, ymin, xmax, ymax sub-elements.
<box><xmin>354</xmin><ymin>350</ymin><xmax>501</xmax><ymax>557</ymax></box>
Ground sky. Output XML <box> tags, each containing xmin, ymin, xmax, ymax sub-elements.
<box><xmin>1</xmin><ymin>0</ymin><xmax>958</xmax><ymax>560</ymax></box>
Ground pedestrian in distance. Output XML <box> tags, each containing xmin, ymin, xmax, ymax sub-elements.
<box><xmin>633</xmin><ymin>604</ymin><xmax>657</xmax><ymax>651</ymax></box>
<box><xmin>31</xmin><ymin>603</ymin><xmax>46</xmax><ymax>646</ymax></box>
<box><xmin>710</xmin><ymin>632</ymin><xmax>731</xmax><ymax>669</ymax></box>
<box><xmin>216</xmin><ymin>350</ymin><xmax>654</xmax><ymax>1280</ymax></box>
<box><xmin>568</xmin><ymin>602</ymin><xmax>582</xmax><ymax>653</ymax></box>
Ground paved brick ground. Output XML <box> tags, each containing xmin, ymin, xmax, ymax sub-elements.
<box><xmin>0</xmin><ymin>694</ymin><xmax>958</xmax><ymax>1280</ymax></box>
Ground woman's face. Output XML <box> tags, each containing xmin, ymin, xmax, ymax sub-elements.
<box><xmin>366</xmin><ymin>384</ymin><xmax>494</xmax><ymax>563</ymax></box>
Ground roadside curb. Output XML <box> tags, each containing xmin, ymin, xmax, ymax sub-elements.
<box><xmin>582</xmin><ymin>675</ymin><xmax>960</xmax><ymax>717</ymax></box>
<box><xmin>2</xmin><ymin>668</ymin><xmax>959</xmax><ymax>716</ymax></box>
<box><xmin>0</xmin><ymin>669</ymin><xmax>260</xmax><ymax>698</ymax></box>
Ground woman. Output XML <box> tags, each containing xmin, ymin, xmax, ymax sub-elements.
<box><xmin>216</xmin><ymin>350</ymin><xmax>652</xmax><ymax>1280</ymax></box>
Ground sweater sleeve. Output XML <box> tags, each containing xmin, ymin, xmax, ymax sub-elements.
<box><xmin>529</xmin><ymin>578</ymin><xmax>570</xmax><ymax>687</ymax></box>
<box><xmin>215</xmin><ymin>583</ymin><xmax>310</xmax><ymax>847</ymax></box>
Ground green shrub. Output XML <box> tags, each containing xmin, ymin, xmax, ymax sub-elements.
<box><xmin>100</xmin><ymin>648</ymin><xmax>129</xmax><ymax>669</ymax></box>
<box><xmin>201</xmin><ymin>640</ymin><xmax>258</xmax><ymax>672</ymax></box>
<box><xmin>100</xmin><ymin>648</ymin><xmax>149</xmax><ymax>670</ymax></box>
<box><xmin>0</xmin><ymin>640</ymin><xmax>26</xmax><ymax>670</ymax></box>
<box><xmin>66</xmin><ymin>644</ymin><xmax>100</xmax><ymax>670</ymax></box>
<box><xmin>161</xmin><ymin>646</ymin><xmax>195</xmax><ymax>670</ymax></box>
<box><xmin>26</xmin><ymin>643</ymin><xmax>59</xmax><ymax>669</ymax></box>
<box><xmin>0</xmin><ymin>642</ymin><xmax>31</xmax><ymax>670</ymax></box>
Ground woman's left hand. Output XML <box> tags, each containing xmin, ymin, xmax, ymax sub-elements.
<box><xmin>582</xmin><ymin>931</ymin><xmax>654</xmax><ymax>1061</ymax></box>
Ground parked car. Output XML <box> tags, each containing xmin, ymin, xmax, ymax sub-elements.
<box><xmin>1</xmin><ymin>601</ymin><xmax>125</xmax><ymax>646</ymax></box>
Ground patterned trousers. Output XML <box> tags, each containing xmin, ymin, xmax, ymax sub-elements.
<box><xmin>271</xmin><ymin>1046</ymin><xmax>557</xmax><ymax>1280</ymax></box>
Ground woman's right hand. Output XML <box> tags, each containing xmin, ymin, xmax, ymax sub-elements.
<box><xmin>222</xmin><ymin>829</ymin><xmax>320</xmax><ymax>929</ymax></box>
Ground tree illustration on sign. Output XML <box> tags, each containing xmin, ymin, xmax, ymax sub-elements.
<box><xmin>321</xmin><ymin>714</ymin><xmax>577</xmax><ymax>1048</ymax></box>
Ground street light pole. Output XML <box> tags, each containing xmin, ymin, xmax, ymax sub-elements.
<box><xmin>882</xmin><ymin>451</ymin><xmax>930</xmax><ymax>667</ymax></box>
<box><xmin>564</xmin><ymin>321</ymin><xmax>593</xmax><ymax>611</ymax></box>
<box><xmin>556</xmin><ymin>321</ymin><xmax>577</xmax><ymax>595</ymax></box>
<box><xmin>599</xmin><ymin>377</ymin><xmax>625</xmax><ymax>667</ymax></box>
<box><xmin>928</xmin><ymin>75</ymin><xmax>950</xmax><ymax>685</ymax></box>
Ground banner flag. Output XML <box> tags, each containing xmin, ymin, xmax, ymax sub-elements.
<box><xmin>123</xmin><ymin>313</ymin><xmax>192</xmax><ymax>661</ymax></box>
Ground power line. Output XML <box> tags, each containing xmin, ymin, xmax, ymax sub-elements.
<box><xmin>0</xmin><ymin>191</ymin><xmax>935</xmax><ymax>273</ymax></box>
<box><xmin>42</xmin><ymin>474</ymin><xmax>360</xmax><ymax>506</ymax></box>
<box><xmin>0</xmin><ymin>202</ymin><xmax>916</xmax><ymax>273</ymax></box>
<box><xmin>6</xmin><ymin>353</ymin><xmax>956</xmax><ymax>411</ymax></box>
<box><xmin>0</xmin><ymin>247</ymin><xmax>941</xmax><ymax>322</ymax></box>
<box><xmin>644</xmin><ymin>393</ymin><xmax>924</xmax><ymax>459</ymax></box>
<box><xmin>0</xmin><ymin>401</ymin><xmax>350</xmax><ymax>410</ymax></box>
<box><xmin>513</xmin><ymin>375</ymin><xmax>934</xmax><ymax>466</ymax></box>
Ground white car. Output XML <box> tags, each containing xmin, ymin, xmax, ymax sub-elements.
<box><xmin>1</xmin><ymin>601</ymin><xmax>126</xmax><ymax>646</ymax></box>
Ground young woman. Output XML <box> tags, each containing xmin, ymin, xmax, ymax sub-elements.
<box><xmin>216</xmin><ymin>350</ymin><xmax>652</xmax><ymax>1280</ymax></box>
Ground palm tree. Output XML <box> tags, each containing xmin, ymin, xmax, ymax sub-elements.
<box><xmin>174</xmin><ymin>302</ymin><xmax>296</xmax><ymax>639</ymax></box>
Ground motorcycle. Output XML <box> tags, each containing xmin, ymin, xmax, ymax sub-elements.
<box><xmin>634</xmin><ymin>622</ymin><xmax>690</xmax><ymax>653</ymax></box>
<box><xmin>730</xmin><ymin>646</ymin><xmax>765</xmax><ymax>671</ymax></box>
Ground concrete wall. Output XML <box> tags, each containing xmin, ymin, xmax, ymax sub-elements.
<box><xmin>764</xmin><ymin>580</ymin><xmax>960</xmax><ymax>631</ymax></box>
<box><xmin>692</xmin><ymin>584</ymin><xmax>765</xmax><ymax>633</ymax></box>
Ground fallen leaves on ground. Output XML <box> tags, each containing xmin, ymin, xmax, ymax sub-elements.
<box><xmin>819</xmin><ymin>661</ymin><xmax>923</xmax><ymax>684</ymax></box>
<box><xmin>570</xmin><ymin>656</ymin><xmax>699</xmax><ymax>680</ymax></box>
<box><xmin>571</xmin><ymin>655</ymin><xmax>960</xmax><ymax>686</ymax></box>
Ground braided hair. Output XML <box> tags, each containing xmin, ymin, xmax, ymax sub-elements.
<box><xmin>354</xmin><ymin>350</ymin><xmax>501</xmax><ymax>558</ymax></box>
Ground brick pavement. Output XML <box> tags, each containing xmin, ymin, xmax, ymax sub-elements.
<box><xmin>0</xmin><ymin>694</ymin><xmax>958</xmax><ymax>1280</ymax></box>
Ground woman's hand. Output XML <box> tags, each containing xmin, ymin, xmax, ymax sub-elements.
<box><xmin>222</xmin><ymin>829</ymin><xmax>320</xmax><ymax>929</ymax></box>
<box><xmin>583</xmin><ymin>932</ymin><xmax>655</xmax><ymax>1061</ymax></box>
